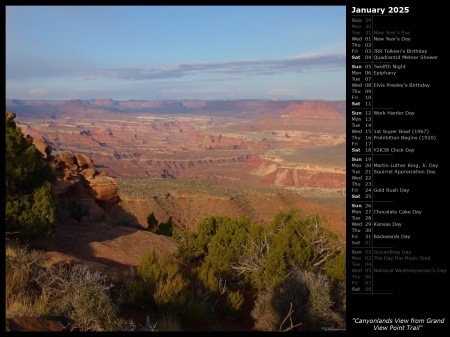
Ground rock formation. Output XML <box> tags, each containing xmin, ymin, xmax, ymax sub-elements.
<box><xmin>20</xmin><ymin>128</ymin><xmax>120</xmax><ymax>223</ymax></box>
<box><xmin>6</xmin><ymin>111</ymin><xmax>16</xmax><ymax>121</ymax></box>
<box><xmin>48</xmin><ymin>149</ymin><xmax>118</xmax><ymax>199</ymax></box>
<box><xmin>50</xmin><ymin>149</ymin><xmax>120</xmax><ymax>222</ymax></box>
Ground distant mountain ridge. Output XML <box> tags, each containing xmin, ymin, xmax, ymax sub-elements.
<box><xmin>6</xmin><ymin>98</ymin><xmax>346</xmax><ymax>118</ymax></box>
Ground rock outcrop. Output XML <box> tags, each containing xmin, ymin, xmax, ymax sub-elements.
<box><xmin>20</xmin><ymin>129</ymin><xmax>121</xmax><ymax>223</ymax></box>
<box><xmin>50</xmin><ymin>150</ymin><xmax>120</xmax><ymax>223</ymax></box>
<box><xmin>86</xmin><ymin>175</ymin><xmax>120</xmax><ymax>201</ymax></box>
<box><xmin>50</xmin><ymin>150</ymin><xmax>119</xmax><ymax>203</ymax></box>
<box><xmin>32</xmin><ymin>138</ymin><xmax>53</xmax><ymax>158</ymax></box>
<box><xmin>6</xmin><ymin>111</ymin><xmax>16</xmax><ymax>121</ymax></box>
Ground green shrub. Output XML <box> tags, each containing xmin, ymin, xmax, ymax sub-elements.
<box><xmin>205</xmin><ymin>216</ymin><xmax>251</xmax><ymax>281</ymax></box>
<box><xmin>241</xmin><ymin>211</ymin><xmax>342</xmax><ymax>289</ymax></box>
<box><xmin>68</xmin><ymin>286</ymin><xmax>128</xmax><ymax>331</ymax></box>
<box><xmin>130</xmin><ymin>249</ymin><xmax>190</xmax><ymax>315</ymax></box>
<box><xmin>197</xmin><ymin>261</ymin><xmax>220</xmax><ymax>293</ymax></box>
<box><xmin>323</xmin><ymin>250</ymin><xmax>346</xmax><ymax>283</ymax></box>
<box><xmin>172</xmin><ymin>227</ymin><xmax>203</xmax><ymax>263</ymax></box>
<box><xmin>147</xmin><ymin>212</ymin><xmax>158</xmax><ymax>231</ymax></box>
<box><xmin>154</xmin><ymin>273</ymin><xmax>189</xmax><ymax>311</ymax></box>
<box><xmin>225</xmin><ymin>290</ymin><xmax>244</xmax><ymax>315</ymax></box>
<box><xmin>5</xmin><ymin>114</ymin><xmax>56</xmax><ymax>241</ymax></box>
<box><xmin>154</xmin><ymin>216</ymin><xmax>174</xmax><ymax>237</ymax></box>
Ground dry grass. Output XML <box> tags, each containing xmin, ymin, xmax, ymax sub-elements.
<box><xmin>6</xmin><ymin>239</ymin><xmax>44</xmax><ymax>316</ymax></box>
<box><xmin>6</xmin><ymin>239</ymin><xmax>134</xmax><ymax>331</ymax></box>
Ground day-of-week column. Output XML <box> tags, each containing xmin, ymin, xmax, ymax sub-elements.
<box><xmin>350</xmin><ymin>14</ymin><xmax>374</xmax><ymax>294</ymax></box>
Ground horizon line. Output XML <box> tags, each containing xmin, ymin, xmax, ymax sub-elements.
<box><xmin>6</xmin><ymin>97</ymin><xmax>346</xmax><ymax>102</ymax></box>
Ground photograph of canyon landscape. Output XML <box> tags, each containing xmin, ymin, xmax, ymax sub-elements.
<box><xmin>5</xmin><ymin>5</ymin><xmax>346</xmax><ymax>332</ymax></box>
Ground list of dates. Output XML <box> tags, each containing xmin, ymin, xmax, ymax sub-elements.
<box><xmin>347</xmin><ymin>4</ymin><xmax>447</xmax><ymax>332</ymax></box>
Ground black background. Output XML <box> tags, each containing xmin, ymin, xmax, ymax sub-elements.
<box><xmin>346</xmin><ymin>1</ymin><xmax>447</xmax><ymax>335</ymax></box>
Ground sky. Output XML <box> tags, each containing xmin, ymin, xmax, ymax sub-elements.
<box><xmin>6</xmin><ymin>5</ymin><xmax>346</xmax><ymax>101</ymax></box>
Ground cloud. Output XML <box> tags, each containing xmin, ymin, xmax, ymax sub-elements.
<box><xmin>268</xmin><ymin>89</ymin><xmax>301</xmax><ymax>96</ymax></box>
<box><xmin>86</xmin><ymin>53</ymin><xmax>345</xmax><ymax>81</ymax></box>
<box><xmin>7</xmin><ymin>53</ymin><xmax>344</xmax><ymax>85</ymax></box>
<box><xmin>28</xmin><ymin>88</ymin><xmax>49</xmax><ymax>96</ymax></box>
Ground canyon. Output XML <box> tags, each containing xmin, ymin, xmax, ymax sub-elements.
<box><xmin>7</xmin><ymin>98</ymin><xmax>346</xmax><ymax>238</ymax></box>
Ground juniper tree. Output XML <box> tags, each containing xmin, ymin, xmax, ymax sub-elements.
<box><xmin>5</xmin><ymin>113</ymin><xmax>56</xmax><ymax>241</ymax></box>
